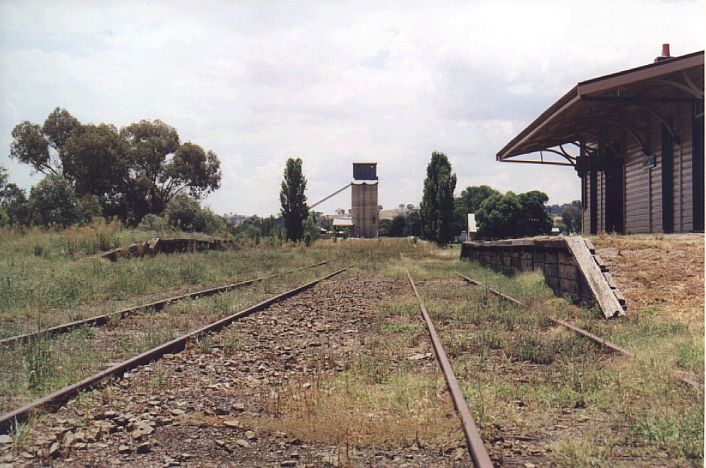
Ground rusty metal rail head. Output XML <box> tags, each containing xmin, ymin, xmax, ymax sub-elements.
<box><xmin>406</xmin><ymin>271</ymin><xmax>494</xmax><ymax>468</ymax></box>
<box><xmin>0</xmin><ymin>261</ymin><xmax>329</xmax><ymax>348</ymax></box>
<box><xmin>456</xmin><ymin>273</ymin><xmax>525</xmax><ymax>307</ymax></box>
<box><xmin>0</xmin><ymin>265</ymin><xmax>348</xmax><ymax>435</ymax></box>
<box><xmin>547</xmin><ymin>317</ymin><xmax>632</xmax><ymax>357</ymax></box>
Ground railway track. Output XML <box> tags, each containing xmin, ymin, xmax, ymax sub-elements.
<box><xmin>404</xmin><ymin>271</ymin><xmax>633</xmax><ymax>466</ymax></box>
<box><xmin>0</xmin><ymin>261</ymin><xmax>699</xmax><ymax>465</ymax></box>
<box><xmin>0</xmin><ymin>261</ymin><xmax>328</xmax><ymax>348</ymax></box>
<box><xmin>455</xmin><ymin>272</ymin><xmax>704</xmax><ymax>392</ymax></box>
<box><xmin>0</xmin><ymin>269</ymin><xmax>473</xmax><ymax>466</ymax></box>
<box><xmin>0</xmin><ymin>266</ymin><xmax>349</xmax><ymax>434</ymax></box>
<box><xmin>406</xmin><ymin>270</ymin><xmax>493</xmax><ymax>468</ymax></box>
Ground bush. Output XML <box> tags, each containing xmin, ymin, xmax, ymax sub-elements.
<box><xmin>199</xmin><ymin>208</ymin><xmax>227</xmax><ymax>235</ymax></box>
<box><xmin>76</xmin><ymin>194</ymin><xmax>103</xmax><ymax>225</ymax></box>
<box><xmin>0</xmin><ymin>207</ymin><xmax>8</xmax><ymax>227</ymax></box>
<box><xmin>303</xmin><ymin>213</ymin><xmax>320</xmax><ymax>246</ymax></box>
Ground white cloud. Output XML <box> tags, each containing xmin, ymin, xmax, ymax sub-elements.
<box><xmin>0</xmin><ymin>0</ymin><xmax>703</xmax><ymax>215</ymax></box>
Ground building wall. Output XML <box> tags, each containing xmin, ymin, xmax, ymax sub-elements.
<box><xmin>351</xmin><ymin>182</ymin><xmax>378</xmax><ymax>238</ymax></box>
<box><xmin>673</xmin><ymin>103</ymin><xmax>695</xmax><ymax>231</ymax></box>
<box><xmin>581</xmin><ymin>102</ymin><xmax>700</xmax><ymax>234</ymax></box>
<box><xmin>582</xmin><ymin>172</ymin><xmax>590</xmax><ymax>235</ymax></box>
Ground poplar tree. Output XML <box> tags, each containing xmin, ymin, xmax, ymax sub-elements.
<box><xmin>420</xmin><ymin>152</ymin><xmax>457</xmax><ymax>245</ymax></box>
<box><xmin>279</xmin><ymin>157</ymin><xmax>309</xmax><ymax>241</ymax></box>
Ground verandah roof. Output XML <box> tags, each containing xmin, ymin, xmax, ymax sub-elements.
<box><xmin>496</xmin><ymin>51</ymin><xmax>704</xmax><ymax>166</ymax></box>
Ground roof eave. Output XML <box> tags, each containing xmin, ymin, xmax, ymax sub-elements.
<box><xmin>496</xmin><ymin>89</ymin><xmax>579</xmax><ymax>160</ymax></box>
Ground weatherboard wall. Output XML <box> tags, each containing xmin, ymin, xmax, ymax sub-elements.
<box><xmin>581</xmin><ymin>101</ymin><xmax>700</xmax><ymax>234</ymax></box>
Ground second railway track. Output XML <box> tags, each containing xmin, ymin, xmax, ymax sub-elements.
<box><xmin>0</xmin><ymin>261</ymin><xmax>329</xmax><ymax>347</ymax></box>
<box><xmin>0</xmin><ymin>262</ymin><xmax>334</xmax><ymax>416</ymax></box>
<box><xmin>0</xmin><ymin>266</ymin><xmax>350</xmax><ymax>433</ymax></box>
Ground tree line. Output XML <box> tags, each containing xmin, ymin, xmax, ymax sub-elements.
<box><xmin>274</xmin><ymin>152</ymin><xmax>578</xmax><ymax>246</ymax></box>
<box><xmin>1</xmin><ymin>108</ymin><xmax>223</xmax><ymax>232</ymax></box>
<box><xmin>413</xmin><ymin>152</ymin><xmax>580</xmax><ymax>244</ymax></box>
<box><xmin>2</xmin><ymin>111</ymin><xmax>578</xmax><ymax>244</ymax></box>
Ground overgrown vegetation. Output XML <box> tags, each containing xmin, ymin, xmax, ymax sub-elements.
<box><xmin>249</xmin><ymin>244</ymin><xmax>702</xmax><ymax>465</ymax></box>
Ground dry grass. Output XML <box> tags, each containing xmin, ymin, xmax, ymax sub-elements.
<box><xmin>255</xmin><ymin>370</ymin><xmax>462</xmax><ymax>450</ymax></box>
<box><xmin>593</xmin><ymin>233</ymin><xmax>703</xmax><ymax>323</ymax></box>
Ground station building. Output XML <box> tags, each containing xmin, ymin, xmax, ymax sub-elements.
<box><xmin>497</xmin><ymin>46</ymin><xmax>704</xmax><ymax>234</ymax></box>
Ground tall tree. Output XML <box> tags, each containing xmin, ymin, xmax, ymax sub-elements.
<box><xmin>475</xmin><ymin>190</ymin><xmax>552</xmax><ymax>239</ymax></box>
<box><xmin>9</xmin><ymin>108</ymin><xmax>81</xmax><ymax>176</ymax></box>
<box><xmin>280</xmin><ymin>157</ymin><xmax>309</xmax><ymax>242</ymax></box>
<box><xmin>42</xmin><ymin>107</ymin><xmax>81</xmax><ymax>153</ymax></box>
<box><xmin>452</xmin><ymin>185</ymin><xmax>500</xmax><ymax>235</ymax></box>
<box><xmin>10</xmin><ymin>122</ymin><xmax>54</xmax><ymax>175</ymax></box>
<box><xmin>561</xmin><ymin>200</ymin><xmax>582</xmax><ymax>233</ymax></box>
<box><xmin>121</xmin><ymin>120</ymin><xmax>221</xmax><ymax>219</ymax></box>
<box><xmin>62</xmin><ymin>124</ymin><xmax>130</xmax><ymax>218</ymax></box>
<box><xmin>517</xmin><ymin>191</ymin><xmax>553</xmax><ymax>235</ymax></box>
<box><xmin>420</xmin><ymin>152</ymin><xmax>457</xmax><ymax>245</ymax></box>
<box><xmin>9</xmin><ymin>110</ymin><xmax>221</xmax><ymax>224</ymax></box>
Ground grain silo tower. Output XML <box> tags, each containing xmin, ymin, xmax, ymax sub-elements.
<box><xmin>351</xmin><ymin>162</ymin><xmax>378</xmax><ymax>238</ymax></box>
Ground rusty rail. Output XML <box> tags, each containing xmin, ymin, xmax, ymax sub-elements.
<box><xmin>406</xmin><ymin>271</ymin><xmax>494</xmax><ymax>468</ymax></box>
<box><xmin>0</xmin><ymin>266</ymin><xmax>349</xmax><ymax>434</ymax></box>
<box><xmin>456</xmin><ymin>273</ymin><xmax>704</xmax><ymax>392</ymax></box>
<box><xmin>456</xmin><ymin>273</ymin><xmax>524</xmax><ymax>307</ymax></box>
<box><xmin>548</xmin><ymin>317</ymin><xmax>632</xmax><ymax>356</ymax></box>
<box><xmin>0</xmin><ymin>261</ymin><xmax>328</xmax><ymax>348</ymax></box>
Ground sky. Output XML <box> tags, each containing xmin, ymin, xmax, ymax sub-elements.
<box><xmin>1</xmin><ymin>0</ymin><xmax>704</xmax><ymax>216</ymax></box>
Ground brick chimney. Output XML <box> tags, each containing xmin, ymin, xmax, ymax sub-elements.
<box><xmin>654</xmin><ymin>43</ymin><xmax>671</xmax><ymax>63</ymax></box>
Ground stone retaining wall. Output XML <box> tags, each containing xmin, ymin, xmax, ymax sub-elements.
<box><xmin>460</xmin><ymin>238</ymin><xmax>594</xmax><ymax>305</ymax></box>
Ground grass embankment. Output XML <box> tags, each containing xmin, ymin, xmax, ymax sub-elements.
<box><xmin>0</xmin><ymin>219</ymin><xmax>310</xmax><ymax>337</ymax></box>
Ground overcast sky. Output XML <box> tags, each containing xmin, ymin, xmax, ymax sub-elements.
<box><xmin>1</xmin><ymin>0</ymin><xmax>703</xmax><ymax>216</ymax></box>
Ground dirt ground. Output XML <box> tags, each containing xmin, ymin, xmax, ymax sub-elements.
<box><xmin>592</xmin><ymin>233</ymin><xmax>704</xmax><ymax>322</ymax></box>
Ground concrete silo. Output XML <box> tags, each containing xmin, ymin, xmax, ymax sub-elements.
<box><xmin>351</xmin><ymin>162</ymin><xmax>378</xmax><ymax>238</ymax></box>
